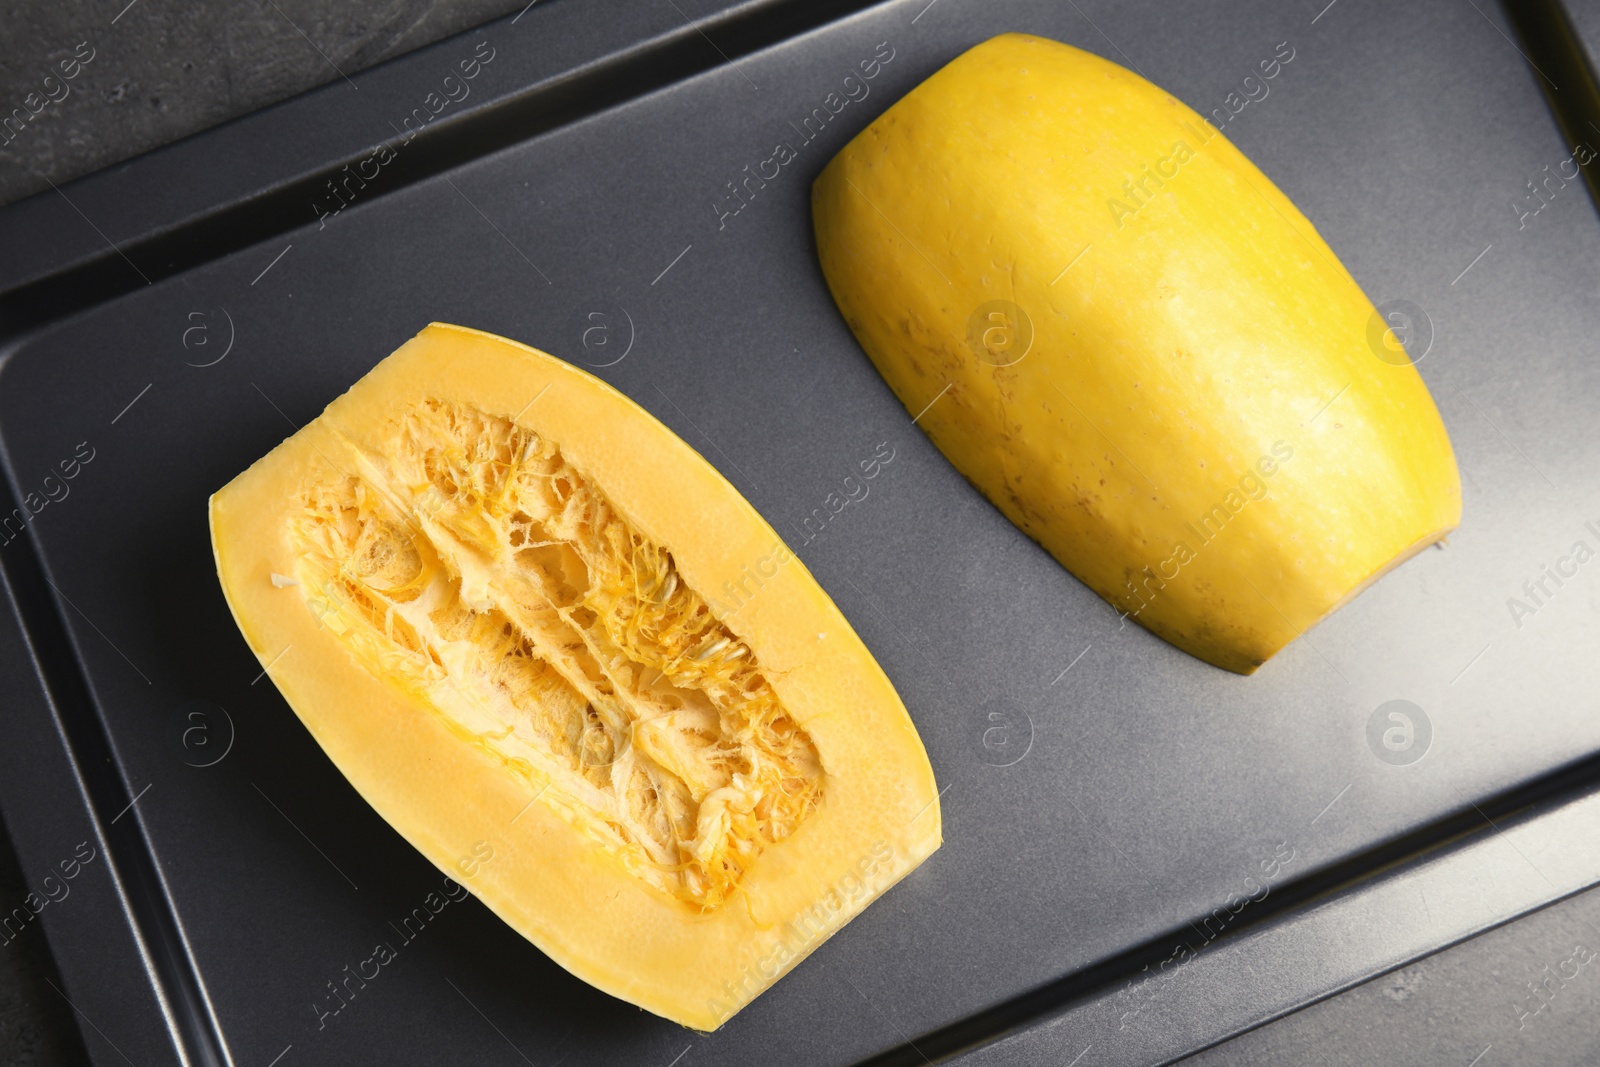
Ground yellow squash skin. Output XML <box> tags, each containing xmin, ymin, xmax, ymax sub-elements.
<box><xmin>209</xmin><ymin>323</ymin><xmax>940</xmax><ymax>1029</ymax></box>
<box><xmin>813</xmin><ymin>33</ymin><xmax>1460</xmax><ymax>674</ymax></box>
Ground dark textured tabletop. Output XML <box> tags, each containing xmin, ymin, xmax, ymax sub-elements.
<box><xmin>3</xmin><ymin>1</ymin><xmax>1600</xmax><ymax>1065</ymax></box>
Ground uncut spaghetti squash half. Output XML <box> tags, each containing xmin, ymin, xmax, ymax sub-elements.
<box><xmin>209</xmin><ymin>323</ymin><xmax>941</xmax><ymax>1029</ymax></box>
<box><xmin>813</xmin><ymin>33</ymin><xmax>1460</xmax><ymax>674</ymax></box>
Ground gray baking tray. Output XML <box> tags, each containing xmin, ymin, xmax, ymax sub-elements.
<box><xmin>3</xmin><ymin>0</ymin><xmax>1599</xmax><ymax>1065</ymax></box>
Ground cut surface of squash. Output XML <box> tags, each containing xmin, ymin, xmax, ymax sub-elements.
<box><xmin>812</xmin><ymin>33</ymin><xmax>1461</xmax><ymax>674</ymax></box>
<box><xmin>211</xmin><ymin>323</ymin><xmax>940</xmax><ymax>1028</ymax></box>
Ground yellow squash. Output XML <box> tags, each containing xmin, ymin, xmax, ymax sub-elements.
<box><xmin>813</xmin><ymin>33</ymin><xmax>1460</xmax><ymax>673</ymax></box>
<box><xmin>210</xmin><ymin>323</ymin><xmax>940</xmax><ymax>1028</ymax></box>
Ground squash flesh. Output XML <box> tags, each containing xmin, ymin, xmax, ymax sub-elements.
<box><xmin>210</xmin><ymin>324</ymin><xmax>941</xmax><ymax>1028</ymax></box>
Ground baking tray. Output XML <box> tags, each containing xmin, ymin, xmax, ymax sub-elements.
<box><xmin>3</xmin><ymin>0</ymin><xmax>1600</xmax><ymax>1065</ymax></box>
